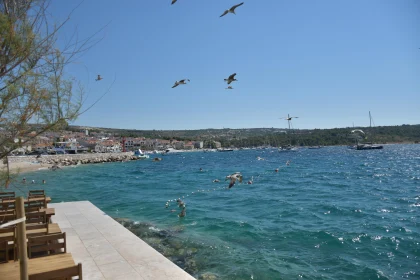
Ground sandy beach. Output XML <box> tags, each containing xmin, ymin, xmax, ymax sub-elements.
<box><xmin>0</xmin><ymin>161</ymin><xmax>53</xmax><ymax>174</ymax></box>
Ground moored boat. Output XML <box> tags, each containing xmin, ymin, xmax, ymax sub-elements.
<box><xmin>134</xmin><ymin>149</ymin><xmax>150</xmax><ymax>159</ymax></box>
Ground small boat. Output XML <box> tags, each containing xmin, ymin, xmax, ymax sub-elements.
<box><xmin>356</xmin><ymin>144</ymin><xmax>383</xmax><ymax>150</ymax></box>
<box><xmin>278</xmin><ymin>145</ymin><xmax>298</xmax><ymax>152</ymax></box>
<box><xmin>134</xmin><ymin>149</ymin><xmax>150</xmax><ymax>159</ymax></box>
<box><xmin>308</xmin><ymin>146</ymin><xmax>322</xmax><ymax>149</ymax></box>
<box><xmin>217</xmin><ymin>148</ymin><xmax>234</xmax><ymax>152</ymax></box>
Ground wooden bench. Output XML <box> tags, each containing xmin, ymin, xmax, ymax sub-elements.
<box><xmin>26</xmin><ymin>212</ymin><xmax>47</xmax><ymax>224</ymax></box>
<box><xmin>28</xmin><ymin>232</ymin><xmax>66</xmax><ymax>259</ymax></box>
<box><xmin>28</xmin><ymin>190</ymin><xmax>45</xmax><ymax>198</ymax></box>
<box><xmin>0</xmin><ymin>253</ymin><xmax>77</xmax><ymax>279</ymax></box>
<box><xmin>0</xmin><ymin>192</ymin><xmax>15</xmax><ymax>203</ymax></box>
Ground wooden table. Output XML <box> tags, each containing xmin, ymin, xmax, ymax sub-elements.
<box><xmin>0</xmin><ymin>253</ymin><xmax>75</xmax><ymax>279</ymax></box>
<box><xmin>0</xmin><ymin>223</ymin><xmax>61</xmax><ymax>239</ymax></box>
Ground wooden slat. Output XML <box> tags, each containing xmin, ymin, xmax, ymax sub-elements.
<box><xmin>26</xmin><ymin>212</ymin><xmax>47</xmax><ymax>224</ymax></box>
<box><xmin>0</xmin><ymin>192</ymin><xmax>15</xmax><ymax>200</ymax></box>
<box><xmin>28</xmin><ymin>190</ymin><xmax>45</xmax><ymax>197</ymax></box>
<box><xmin>30</xmin><ymin>243</ymin><xmax>65</xmax><ymax>254</ymax></box>
<box><xmin>27</xmin><ymin>233</ymin><xmax>65</xmax><ymax>244</ymax></box>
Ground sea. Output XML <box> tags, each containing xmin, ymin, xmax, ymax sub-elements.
<box><xmin>16</xmin><ymin>145</ymin><xmax>420</xmax><ymax>279</ymax></box>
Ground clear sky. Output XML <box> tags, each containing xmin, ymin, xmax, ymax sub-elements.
<box><xmin>49</xmin><ymin>0</ymin><xmax>420</xmax><ymax>130</ymax></box>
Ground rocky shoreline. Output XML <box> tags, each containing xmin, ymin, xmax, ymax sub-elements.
<box><xmin>114</xmin><ymin>218</ymin><xmax>219</xmax><ymax>280</ymax></box>
<box><xmin>7</xmin><ymin>152</ymin><xmax>140</xmax><ymax>166</ymax></box>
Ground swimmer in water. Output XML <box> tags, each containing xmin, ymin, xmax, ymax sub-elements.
<box><xmin>42</xmin><ymin>180</ymin><xmax>46</xmax><ymax>184</ymax></box>
<box><xmin>213</xmin><ymin>179</ymin><xmax>220</xmax><ymax>183</ymax></box>
<box><xmin>286</xmin><ymin>160</ymin><xmax>290</xmax><ymax>166</ymax></box>
<box><xmin>200</xmin><ymin>168</ymin><xmax>203</xmax><ymax>172</ymax></box>
<box><xmin>31</xmin><ymin>180</ymin><xmax>35</xmax><ymax>184</ymax></box>
<box><xmin>275</xmin><ymin>168</ymin><xmax>279</xmax><ymax>172</ymax></box>
<box><xmin>247</xmin><ymin>176</ymin><xmax>254</xmax><ymax>184</ymax></box>
<box><xmin>22</xmin><ymin>178</ymin><xmax>26</xmax><ymax>183</ymax></box>
<box><xmin>178</xmin><ymin>208</ymin><xmax>186</xmax><ymax>217</ymax></box>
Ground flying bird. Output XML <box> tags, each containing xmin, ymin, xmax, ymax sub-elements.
<box><xmin>279</xmin><ymin>116</ymin><xmax>299</xmax><ymax>121</ymax></box>
<box><xmin>224</xmin><ymin>73</ymin><xmax>237</xmax><ymax>84</ymax></box>
<box><xmin>95</xmin><ymin>75</ymin><xmax>103</xmax><ymax>81</ymax></box>
<box><xmin>226</xmin><ymin>172</ymin><xmax>243</xmax><ymax>188</ymax></box>
<box><xmin>225</xmin><ymin>86</ymin><xmax>234</xmax><ymax>90</ymax></box>
<box><xmin>171</xmin><ymin>0</ymin><xmax>177</xmax><ymax>4</ymax></box>
<box><xmin>220</xmin><ymin>2</ymin><xmax>244</xmax><ymax>17</ymax></box>
<box><xmin>172</xmin><ymin>79</ymin><xmax>190</xmax><ymax>88</ymax></box>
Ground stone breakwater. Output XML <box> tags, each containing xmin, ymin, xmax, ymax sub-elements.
<box><xmin>7</xmin><ymin>152</ymin><xmax>139</xmax><ymax>166</ymax></box>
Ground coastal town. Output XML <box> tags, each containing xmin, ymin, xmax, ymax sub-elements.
<box><xmin>8</xmin><ymin>128</ymin><xmax>216</xmax><ymax>156</ymax></box>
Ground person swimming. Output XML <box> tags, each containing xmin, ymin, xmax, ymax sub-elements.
<box><xmin>286</xmin><ymin>160</ymin><xmax>290</xmax><ymax>166</ymax></box>
<box><xmin>22</xmin><ymin>177</ymin><xmax>26</xmax><ymax>183</ymax></box>
<box><xmin>31</xmin><ymin>180</ymin><xmax>35</xmax><ymax>184</ymax></box>
<box><xmin>200</xmin><ymin>168</ymin><xmax>203</xmax><ymax>172</ymax></box>
<box><xmin>42</xmin><ymin>180</ymin><xmax>46</xmax><ymax>184</ymax></box>
<box><xmin>247</xmin><ymin>176</ymin><xmax>254</xmax><ymax>184</ymax></box>
<box><xmin>178</xmin><ymin>208</ymin><xmax>186</xmax><ymax>217</ymax></box>
<box><xmin>213</xmin><ymin>179</ymin><xmax>220</xmax><ymax>183</ymax></box>
<box><xmin>275</xmin><ymin>168</ymin><xmax>279</xmax><ymax>172</ymax></box>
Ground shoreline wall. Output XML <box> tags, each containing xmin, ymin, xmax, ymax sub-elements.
<box><xmin>7</xmin><ymin>152</ymin><xmax>138</xmax><ymax>165</ymax></box>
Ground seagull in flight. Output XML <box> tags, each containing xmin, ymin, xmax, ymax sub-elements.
<box><xmin>279</xmin><ymin>116</ymin><xmax>299</xmax><ymax>121</ymax></box>
<box><xmin>172</xmin><ymin>79</ymin><xmax>190</xmax><ymax>88</ymax></box>
<box><xmin>220</xmin><ymin>2</ymin><xmax>244</xmax><ymax>17</ymax></box>
<box><xmin>95</xmin><ymin>75</ymin><xmax>103</xmax><ymax>81</ymax></box>
<box><xmin>225</xmin><ymin>86</ymin><xmax>234</xmax><ymax>90</ymax></box>
<box><xmin>171</xmin><ymin>0</ymin><xmax>177</xmax><ymax>4</ymax></box>
<box><xmin>224</xmin><ymin>73</ymin><xmax>237</xmax><ymax>84</ymax></box>
<box><xmin>226</xmin><ymin>172</ymin><xmax>243</xmax><ymax>188</ymax></box>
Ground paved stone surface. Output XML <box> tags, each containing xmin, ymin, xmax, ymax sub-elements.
<box><xmin>50</xmin><ymin>201</ymin><xmax>196</xmax><ymax>280</ymax></box>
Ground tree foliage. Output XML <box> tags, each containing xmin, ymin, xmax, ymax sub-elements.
<box><xmin>0</xmin><ymin>0</ymin><xmax>105</xmax><ymax>188</ymax></box>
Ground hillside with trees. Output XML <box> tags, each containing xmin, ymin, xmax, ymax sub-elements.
<box><xmin>69</xmin><ymin>124</ymin><xmax>420</xmax><ymax>148</ymax></box>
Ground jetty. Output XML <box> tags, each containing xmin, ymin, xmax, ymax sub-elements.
<box><xmin>50</xmin><ymin>201</ymin><xmax>196</xmax><ymax>279</ymax></box>
<box><xmin>0</xmin><ymin>191</ymin><xmax>195</xmax><ymax>279</ymax></box>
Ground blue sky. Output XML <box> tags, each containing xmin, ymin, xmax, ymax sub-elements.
<box><xmin>49</xmin><ymin>0</ymin><xmax>420</xmax><ymax>130</ymax></box>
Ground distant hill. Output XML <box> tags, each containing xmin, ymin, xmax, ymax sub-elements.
<box><xmin>68</xmin><ymin>124</ymin><xmax>420</xmax><ymax>147</ymax></box>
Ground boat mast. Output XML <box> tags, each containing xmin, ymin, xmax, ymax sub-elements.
<box><xmin>369</xmin><ymin>111</ymin><xmax>372</xmax><ymax>128</ymax></box>
<box><xmin>287</xmin><ymin>114</ymin><xmax>291</xmax><ymax>130</ymax></box>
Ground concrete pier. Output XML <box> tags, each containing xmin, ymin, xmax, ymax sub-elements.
<box><xmin>50</xmin><ymin>201</ymin><xmax>196</xmax><ymax>280</ymax></box>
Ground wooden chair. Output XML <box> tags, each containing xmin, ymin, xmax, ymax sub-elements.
<box><xmin>29</xmin><ymin>262</ymin><xmax>83</xmax><ymax>280</ymax></box>
<box><xmin>0</xmin><ymin>213</ymin><xmax>16</xmax><ymax>225</ymax></box>
<box><xmin>0</xmin><ymin>199</ymin><xmax>15</xmax><ymax>211</ymax></box>
<box><xmin>26</xmin><ymin>223</ymin><xmax>49</xmax><ymax>237</ymax></box>
<box><xmin>25</xmin><ymin>206</ymin><xmax>41</xmax><ymax>213</ymax></box>
<box><xmin>26</xmin><ymin>211</ymin><xmax>47</xmax><ymax>224</ymax></box>
<box><xmin>28</xmin><ymin>190</ymin><xmax>45</xmax><ymax>198</ymax></box>
<box><xmin>0</xmin><ymin>226</ymin><xmax>16</xmax><ymax>261</ymax></box>
<box><xmin>0</xmin><ymin>191</ymin><xmax>15</xmax><ymax>201</ymax></box>
<box><xmin>28</xmin><ymin>232</ymin><xmax>66</xmax><ymax>259</ymax></box>
<box><xmin>0</xmin><ymin>240</ymin><xmax>8</xmax><ymax>263</ymax></box>
<box><xmin>27</xmin><ymin>197</ymin><xmax>47</xmax><ymax>209</ymax></box>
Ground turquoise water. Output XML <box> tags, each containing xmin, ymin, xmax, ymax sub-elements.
<box><xmin>16</xmin><ymin>145</ymin><xmax>420</xmax><ymax>279</ymax></box>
